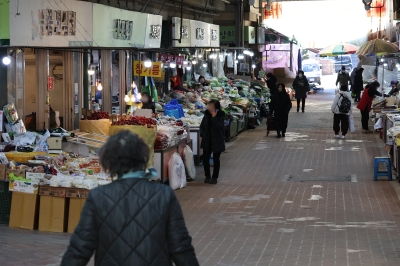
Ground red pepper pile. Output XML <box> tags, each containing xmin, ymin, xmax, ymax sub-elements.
<box><xmin>113</xmin><ymin>116</ymin><xmax>156</xmax><ymax>128</ymax></box>
<box><xmin>154</xmin><ymin>132</ymin><xmax>169</xmax><ymax>150</ymax></box>
<box><xmin>88</xmin><ymin>111</ymin><xmax>110</xmax><ymax>120</ymax></box>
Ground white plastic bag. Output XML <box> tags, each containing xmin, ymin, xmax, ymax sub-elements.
<box><xmin>349</xmin><ymin>115</ymin><xmax>355</xmax><ymax>132</ymax></box>
<box><xmin>168</xmin><ymin>153</ymin><xmax>186</xmax><ymax>190</ymax></box>
<box><xmin>183</xmin><ymin>145</ymin><xmax>196</xmax><ymax>180</ymax></box>
<box><xmin>374</xmin><ymin>118</ymin><xmax>384</xmax><ymax>130</ymax></box>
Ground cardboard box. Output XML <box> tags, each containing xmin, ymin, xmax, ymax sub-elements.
<box><xmin>67</xmin><ymin>198</ymin><xmax>86</xmax><ymax>233</ymax></box>
<box><xmin>66</xmin><ymin>188</ymin><xmax>90</xmax><ymax>199</ymax></box>
<box><xmin>25</xmin><ymin>172</ymin><xmax>46</xmax><ymax>184</ymax></box>
<box><xmin>38</xmin><ymin>196</ymin><xmax>68</xmax><ymax>232</ymax></box>
<box><xmin>6</xmin><ymin>169</ymin><xmax>25</xmax><ymax>181</ymax></box>
<box><xmin>0</xmin><ymin>164</ymin><xmax>6</xmax><ymax>180</ymax></box>
<box><xmin>9</xmin><ymin>192</ymin><xmax>39</xmax><ymax>230</ymax></box>
<box><xmin>39</xmin><ymin>185</ymin><xmax>66</xmax><ymax>197</ymax></box>
<box><xmin>9</xmin><ymin>172</ymin><xmax>44</xmax><ymax>194</ymax></box>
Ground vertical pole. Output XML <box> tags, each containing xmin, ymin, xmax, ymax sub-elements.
<box><xmin>36</xmin><ymin>49</ymin><xmax>49</xmax><ymax>130</ymax></box>
<box><xmin>83</xmin><ymin>50</ymin><xmax>89</xmax><ymax>109</ymax></box>
<box><xmin>0</xmin><ymin>49</ymin><xmax>8</xmax><ymax>108</ymax></box>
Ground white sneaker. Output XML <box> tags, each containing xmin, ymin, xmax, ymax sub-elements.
<box><xmin>334</xmin><ymin>135</ymin><xmax>339</xmax><ymax>138</ymax></box>
<box><xmin>341</xmin><ymin>135</ymin><xmax>345</xmax><ymax>139</ymax></box>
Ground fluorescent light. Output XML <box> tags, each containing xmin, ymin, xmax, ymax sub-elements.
<box><xmin>183</xmin><ymin>60</ymin><xmax>188</xmax><ymax>65</ymax></box>
<box><xmin>384</xmin><ymin>63</ymin><xmax>388</xmax><ymax>66</ymax></box>
<box><xmin>88</xmin><ymin>69</ymin><xmax>95</xmax><ymax>75</ymax></box>
<box><xmin>238</xmin><ymin>54</ymin><xmax>244</xmax><ymax>59</ymax></box>
<box><xmin>249</xmin><ymin>52</ymin><xmax>254</xmax><ymax>57</ymax></box>
<box><xmin>2</xmin><ymin>56</ymin><xmax>11</xmax><ymax>65</ymax></box>
<box><xmin>252</xmin><ymin>64</ymin><xmax>256</xmax><ymax>69</ymax></box>
<box><xmin>170</xmin><ymin>62</ymin><xmax>176</xmax><ymax>68</ymax></box>
<box><xmin>131</xmin><ymin>95</ymin><xmax>136</xmax><ymax>102</ymax></box>
<box><xmin>186</xmin><ymin>66</ymin><xmax>192</xmax><ymax>70</ymax></box>
<box><xmin>192</xmin><ymin>60</ymin><xmax>197</xmax><ymax>65</ymax></box>
<box><xmin>198</xmin><ymin>54</ymin><xmax>203</xmax><ymax>58</ymax></box>
<box><xmin>144</xmin><ymin>59</ymin><xmax>152</xmax><ymax>68</ymax></box>
<box><xmin>202</xmin><ymin>63</ymin><xmax>207</xmax><ymax>68</ymax></box>
<box><xmin>97</xmin><ymin>83</ymin><xmax>103</xmax><ymax>91</ymax></box>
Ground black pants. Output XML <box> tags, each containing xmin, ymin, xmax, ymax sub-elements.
<box><xmin>297</xmin><ymin>98</ymin><xmax>306</xmax><ymax>111</ymax></box>
<box><xmin>333</xmin><ymin>114</ymin><xmax>349</xmax><ymax>135</ymax></box>
<box><xmin>360</xmin><ymin>107</ymin><xmax>370</xmax><ymax>130</ymax></box>
<box><xmin>203</xmin><ymin>150</ymin><xmax>221</xmax><ymax>179</ymax></box>
<box><xmin>276</xmin><ymin>112</ymin><xmax>289</xmax><ymax>135</ymax></box>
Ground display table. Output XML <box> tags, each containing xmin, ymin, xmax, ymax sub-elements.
<box><xmin>154</xmin><ymin>139</ymin><xmax>191</xmax><ymax>183</ymax></box>
<box><xmin>226</xmin><ymin>120</ymin><xmax>238</xmax><ymax>142</ymax></box>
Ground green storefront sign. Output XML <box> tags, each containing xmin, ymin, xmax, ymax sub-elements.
<box><xmin>220</xmin><ymin>26</ymin><xmax>255</xmax><ymax>45</ymax></box>
<box><xmin>220</xmin><ymin>26</ymin><xmax>235</xmax><ymax>44</ymax></box>
<box><xmin>0</xmin><ymin>0</ymin><xmax>10</xmax><ymax>44</ymax></box>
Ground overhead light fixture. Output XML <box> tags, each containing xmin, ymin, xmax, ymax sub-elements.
<box><xmin>238</xmin><ymin>54</ymin><xmax>244</xmax><ymax>59</ymax></box>
<box><xmin>124</xmin><ymin>95</ymin><xmax>130</xmax><ymax>102</ymax></box>
<box><xmin>192</xmin><ymin>60</ymin><xmax>197</xmax><ymax>65</ymax></box>
<box><xmin>384</xmin><ymin>63</ymin><xmax>388</xmax><ymax>67</ymax></box>
<box><xmin>136</xmin><ymin>93</ymin><xmax>142</xmax><ymax>100</ymax></box>
<box><xmin>396</xmin><ymin>64</ymin><xmax>400</xmax><ymax>68</ymax></box>
<box><xmin>381</xmin><ymin>58</ymin><xmax>385</xmax><ymax>62</ymax></box>
<box><xmin>170</xmin><ymin>61</ymin><xmax>176</xmax><ymax>68</ymax></box>
<box><xmin>252</xmin><ymin>64</ymin><xmax>256</xmax><ymax>69</ymax></box>
<box><xmin>131</xmin><ymin>95</ymin><xmax>136</xmax><ymax>102</ymax></box>
<box><xmin>183</xmin><ymin>60</ymin><xmax>188</xmax><ymax>65</ymax></box>
<box><xmin>202</xmin><ymin>63</ymin><xmax>207</xmax><ymax>68</ymax></box>
<box><xmin>186</xmin><ymin>66</ymin><xmax>192</xmax><ymax>71</ymax></box>
<box><xmin>249</xmin><ymin>51</ymin><xmax>254</xmax><ymax>57</ymax></box>
<box><xmin>243</xmin><ymin>50</ymin><xmax>250</xmax><ymax>55</ymax></box>
<box><xmin>2</xmin><ymin>56</ymin><xmax>11</xmax><ymax>65</ymax></box>
<box><xmin>97</xmin><ymin>82</ymin><xmax>103</xmax><ymax>91</ymax></box>
<box><xmin>131</xmin><ymin>81</ymin><xmax>137</xmax><ymax>88</ymax></box>
<box><xmin>144</xmin><ymin>59</ymin><xmax>152</xmax><ymax>68</ymax></box>
<box><xmin>235</xmin><ymin>59</ymin><xmax>238</xmax><ymax>64</ymax></box>
<box><xmin>198</xmin><ymin>54</ymin><xmax>203</xmax><ymax>59</ymax></box>
<box><xmin>87</xmin><ymin>64</ymin><xmax>96</xmax><ymax>75</ymax></box>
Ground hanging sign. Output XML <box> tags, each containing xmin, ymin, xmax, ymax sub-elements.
<box><xmin>134</xmin><ymin>61</ymin><xmax>162</xmax><ymax>77</ymax></box>
<box><xmin>168</xmin><ymin>55</ymin><xmax>175</xmax><ymax>62</ymax></box>
<box><xmin>190</xmin><ymin>20</ymin><xmax>210</xmax><ymax>47</ymax></box>
<box><xmin>220</xmin><ymin>26</ymin><xmax>235</xmax><ymax>44</ymax></box>
<box><xmin>172</xmin><ymin>17</ymin><xmax>191</xmax><ymax>47</ymax></box>
<box><xmin>47</xmin><ymin>77</ymin><xmax>55</xmax><ymax>90</ymax></box>
<box><xmin>176</xmin><ymin>56</ymin><xmax>184</xmax><ymax>65</ymax></box>
<box><xmin>144</xmin><ymin>14</ymin><xmax>163</xmax><ymax>48</ymax></box>
<box><xmin>160</xmin><ymin>54</ymin><xmax>167</xmax><ymax>63</ymax></box>
<box><xmin>210</xmin><ymin>24</ymin><xmax>219</xmax><ymax>47</ymax></box>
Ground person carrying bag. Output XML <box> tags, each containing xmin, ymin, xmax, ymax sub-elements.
<box><xmin>331</xmin><ymin>85</ymin><xmax>353</xmax><ymax>139</ymax></box>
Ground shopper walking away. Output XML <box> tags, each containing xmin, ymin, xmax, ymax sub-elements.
<box><xmin>61</xmin><ymin>131</ymin><xmax>199</xmax><ymax>266</ymax></box>
<box><xmin>292</xmin><ymin>70</ymin><xmax>310</xmax><ymax>112</ymax></box>
<box><xmin>350</xmin><ymin>67</ymin><xmax>358</xmax><ymax>87</ymax></box>
<box><xmin>270</xmin><ymin>83</ymin><xmax>292</xmax><ymax>138</ymax></box>
<box><xmin>266</xmin><ymin>73</ymin><xmax>278</xmax><ymax>96</ymax></box>
<box><xmin>357</xmin><ymin>81</ymin><xmax>382</xmax><ymax>133</ymax></box>
<box><xmin>336</xmin><ymin>66</ymin><xmax>351</xmax><ymax>91</ymax></box>
<box><xmin>200</xmin><ymin>100</ymin><xmax>225</xmax><ymax>184</ymax></box>
<box><xmin>331</xmin><ymin>85</ymin><xmax>353</xmax><ymax>139</ymax></box>
<box><xmin>352</xmin><ymin>68</ymin><xmax>364</xmax><ymax>102</ymax></box>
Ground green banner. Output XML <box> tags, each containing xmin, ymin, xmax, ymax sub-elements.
<box><xmin>220</xmin><ymin>26</ymin><xmax>235</xmax><ymax>44</ymax></box>
<box><xmin>0</xmin><ymin>0</ymin><xmax>10</xmax><ymax>40</ymax></box>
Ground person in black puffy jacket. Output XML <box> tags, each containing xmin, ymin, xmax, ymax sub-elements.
<box><xmin>270</xmin><ymin>83</ymin><xmax>292</xmax><ymax>138</ymax></box>
<box><xmin>61</xmin><ymin>130</ymin><xmax>199</xmax><ymax>266</ymax></box>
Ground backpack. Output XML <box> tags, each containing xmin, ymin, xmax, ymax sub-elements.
<box><xmin>337</xmin><ymin>94</ymin><xmax>351</xmax><ymax>113</ymax></box>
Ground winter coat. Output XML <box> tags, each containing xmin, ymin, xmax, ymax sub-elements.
<box><xmin>61</xmin><ymin>178</ymin><xmax>199</xmax><ymax>266</ymax></box>
<box><xmin>270</xmin><ymin>91</ymin><xmax>292</xmax><ymax>116</ymax></box>
<box><xmin>200</xmin><ymin>110</ymin><xmax>226</xmax><ymax>153</ymax></box>
<box><xmin>336</xmin><ymin>71</ymin><xmax>351</xmax><ymax>87</ymax></box>
<box><xmin>352</xmin><ymin>71</ymin><xmax>364</xmax><ymax>93</ymax></box>
<box><xmin>331</xmin><ymin>91</ymin><xmax>353</xmax><ymax>115</ymax></box>
<box><xmin>350</xmin><ymin>68</ymin><xmax>358</xmax><ymax>85</ymax></box>
<box><xmin>266</xmin><ymin>74</ymin><xmax>277</xmax><ymax>95</ymax></box>
<box><xmin>357</xmin><ymin>87</ymin><xmax>382</xmax><ymax>112</ymax></box>
<box><xmin>293</xmin><ymin>76</ymin><xmax>310</xmax><ymax>98</ymax></box>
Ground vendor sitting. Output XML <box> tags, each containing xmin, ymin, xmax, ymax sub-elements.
<box><xmin>141</xmin><ymin>92</ymin><xmax>155</xmax><ymax>113</ymax></box>
<box><xmin>198</xmin><ymin>75</ymin><xmax>209</xmax><ymax>87</ymax></box>
<box><xmin>388</xmin><ymin>80</ymin><xmax>399</xmax><ymax>96</ymax></box>
<box><xmin>237</xmin><ymin>86</ymin><xmax>246</xmax><ymax>97</ymax></box>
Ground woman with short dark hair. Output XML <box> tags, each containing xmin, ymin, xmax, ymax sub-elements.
<box><xmin>61</xmin><ymin>131</ymin><xmax>199</xmax><ymax>266</ymax></box>
<box><xmin>200</xmin><ymin>100</ymin><xmax>225</xmax><ymax>184</ymax></box>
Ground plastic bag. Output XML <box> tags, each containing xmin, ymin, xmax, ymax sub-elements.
<box><xmin>168</xmin><ymin>153</ymin><xmax>186</xmax><ymax>190</ymax></box>
<box><xmin>33</xmin><ymin>130</ymin><xmax>50</xmax><ymax>152</ymax></box>
<box><xmin>374</xmin><ymin>118</ymin><xmax>384</xmax><ymax>130</ymax></box>
<box><xmin>349</xmin><ymin>115</ymin><xmax>355</xmax><ymax>132</ymax></box>
<box><xmin>183</xmin><ymin>145</ymin><xmax>196</xmax><ymax>180</ymax></box>
<box><xmin>164</xmin><ymin>99</ymin><xmax>184</xmax><ymax>119</ymax></box>
<box><xmin>3</xmin><ymin>102</ymin><xmax>19</xmax><ymax>123</ymax></box>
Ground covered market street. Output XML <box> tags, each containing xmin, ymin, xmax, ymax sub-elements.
<box><xmin>1</xmin><ymin>85</ymin><xmax>400</xmax><ymax>266</ymax></box>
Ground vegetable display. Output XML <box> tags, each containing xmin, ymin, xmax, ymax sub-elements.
<box><xmin>113</xmin><ymin>116</ymin><xmax>156</xmax><ymax>128</ymax></box>
<box><xmin>88</xmin><ymin>111</ymin><xmax>110</xmax><ymax>120</ymax></box>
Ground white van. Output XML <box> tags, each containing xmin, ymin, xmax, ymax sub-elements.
<box><xmin>302</xmin><ymin>59</ymin><xmax>322</xmax><ymax>85</ymax></box>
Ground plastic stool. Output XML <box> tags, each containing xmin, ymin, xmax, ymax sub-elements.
<box><xmin>373</xmin><ymin>157</ymin><xmax>392</xmax><ymax>181</ymax></box>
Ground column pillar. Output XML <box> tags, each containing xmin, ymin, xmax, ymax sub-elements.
<box><xmin>35</xmin><ymin>49</ymin><xmax>49</xmax><ymax>130</ymax></box>
<box><xmin>101</xmin><ymin>50</ymin><xmax>112</xmax><ymax>113</ymax></box>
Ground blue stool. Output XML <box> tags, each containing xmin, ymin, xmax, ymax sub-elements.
<box><xmin>373</xmin><ymin>157</ymin><xmax>392</xmax><ymax>181</ymax></box>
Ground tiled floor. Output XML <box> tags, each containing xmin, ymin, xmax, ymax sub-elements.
<box><xmin>1</xmin><ymin>85</ymin><xmax>400</xmax><ymax>266</ymax></box>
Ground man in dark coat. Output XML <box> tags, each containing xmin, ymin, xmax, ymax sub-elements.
<box><xmin>200</xmin><ymin>100</ymin><xmax>225</xmax><ymax>184</ymax></box>
<box><xmin>270</xmin><ymin>83</ymin><xmax>292</xmax><ymax>138</ymax></box>
<box><xmin>352</xmin><ymin>68</ymin><xmax>364</xmax><ymax>102</ymax></box>
<box><xmin>61</xmin><ymin>131</ymin><xmax>199</xmax><ymax>266</ymax></box>
<box><xmin>292</xmin><ymin>70</ymin><xmax>310</xmax><ymax>112</ymax></box>
<box><xmin>266</xmin><ymin>72</ymin><xmax>278</xmax><ymax>95</ymax></box>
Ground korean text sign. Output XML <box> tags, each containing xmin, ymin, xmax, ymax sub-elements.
<box><xmin>133</xmin><ymin>61</ymin><xmax>162</xmax><ymax>77</ymax></box>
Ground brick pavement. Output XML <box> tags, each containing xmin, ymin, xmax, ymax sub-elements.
<box><xmin>1</xmin><ymin>87</ymin><xmax>400</xmax><ymax>266</ymax></box>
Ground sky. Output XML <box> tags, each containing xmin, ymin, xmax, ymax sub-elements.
<box><xmin>263</xmin><ymin>0</ymin><xmax>388</xmax><ymax>48</ymax></box>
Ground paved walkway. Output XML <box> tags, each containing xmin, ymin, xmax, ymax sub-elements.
<box><xmin>1</xmin><ymin>86</ymin><xmax>400</xmax><ymax>266</ymax></box>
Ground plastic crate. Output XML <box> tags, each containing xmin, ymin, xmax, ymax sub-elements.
<box><xmin>0</xmin><ymin>181</ymin><xmax>12</xmax><ymax>224</ymax></box>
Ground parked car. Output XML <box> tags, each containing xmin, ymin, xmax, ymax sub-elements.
<box><xmin>302</xmin><ymin>59</ymin><xmax>322</xmax><ymax>85</ymax></box>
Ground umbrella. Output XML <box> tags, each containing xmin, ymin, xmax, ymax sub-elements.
<box><xmin>319</xmin><ymin>43</ymin><xmax>359</xmax><ymax>57</ymax></box>
<box><xmin>356</xmin><ymin>39</ymin><xmax>398</xmax><ymax>56</ymax></box>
